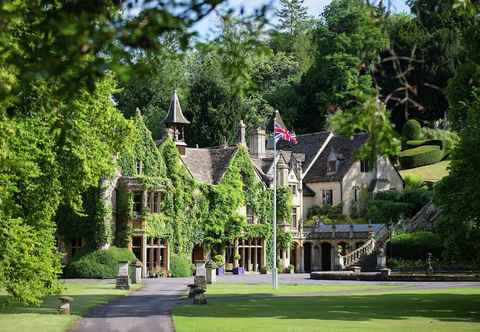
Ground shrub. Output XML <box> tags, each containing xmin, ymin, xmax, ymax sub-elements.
<box><xmin>64</xmin><ymin>246</ymin><xmax>136</xmax><ymax>278</ymax></box>
<box><xmin>169</xmin><ymin>254</ymin><xmax>193</xmax><ymax>277</ymax></box>
<box><xmin>403</xmin><ymin>174</ymin><xmax>425</xmax><ymax>191</ymax></box>
<box><xmin>405</xmin><ymin>139</ymin><xmax>443</xmax><ymax>150</ymax></box>
<box><xmin>367</xmin><ymin>200</ymin><xmax>414</xmax><ymax>224</ymax></box>
<box><xmin>388</xmin><ymin>231</ymin><xmax>443</xmax><ymax>260</ymax></box>
<box><xmin>398</xmin><ymin>145</ymin><xmax>445</xmax><ymax>169</ymax></box>
<box><xmin>422</xmin><ymin>127</ymin><xmax>460</xmax><ymax>153</ymax></box>
<box><xmin>402</xmin><ymin>119</ymin><xmax>422</xmax><ymax>141</ymax></box>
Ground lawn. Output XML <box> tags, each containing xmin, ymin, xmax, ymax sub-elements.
<box><xmin>400</xmin><ymin>160</ymin><xmax>450</xmax><ymax>183</ymax></box>
<box><xmin>173</xmin><ymin>283</ymin><xmax>480</xmax><ymax>332</ymax></box>
<box><xmin>0</xmin><ymin>281</ymin><xmax>141</xmax><ymax>332</ymax></box>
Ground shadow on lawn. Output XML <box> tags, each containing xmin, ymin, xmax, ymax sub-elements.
<box><xmin>0</xmin><ymin>288</ymin><xmax>184</xmax><ymax>318</ymax></box>
<box><xmin>173</xmin><ymin>292</ymin><xmax>480</xmax><ymax>324</ymax></box>
<box><xmin>0</xmin><ymin>292</ymin><xmax>125</xmax><ymax>316</ymax></box>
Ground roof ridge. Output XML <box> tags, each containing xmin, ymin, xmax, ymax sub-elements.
<box><xmin>296</xmin><ymin>131</ymin><xmax>331</xmax><ymax>138</ymax></box>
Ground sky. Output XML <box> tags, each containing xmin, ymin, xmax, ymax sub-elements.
<box><xmin>192</xmin><ymin>0</ymin><xmax>410</xmax><ymax>39</ymax></box>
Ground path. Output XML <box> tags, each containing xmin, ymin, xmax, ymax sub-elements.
<box><xmin>69</xmin><ymin>278</ymin><xmax>189</xmax><ymax>332</ymax></box>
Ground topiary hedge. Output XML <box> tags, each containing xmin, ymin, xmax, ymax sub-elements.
<box><xmin>398</xmin><ymin>145</ymin><xmax>445</xmax><ymax>169</ymax></box>
<box><xmin>388</xmin><ymin>231</ymin><xmax>444</xmax><ymax>260</ymax></box>
<box><xmin>64</xmin><ymin>246</ymin><xmax>137</xmax><ymax>278</ymax></box>
<box><xmin>169</xmin><ymin>254</ymin><xmax>193</xmax><ymax>277</ymax></box>
<box><xmin>402</xmin><ymin>119</ymin><xmax>422</xmax><ymax>141</ymax></box>
<box><xmin>405</xmin><ymin>139</ymin><xmax>443</xmax><ymax>150</ymax></box>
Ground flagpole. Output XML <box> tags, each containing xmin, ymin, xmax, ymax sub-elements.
<box><xmin>272</xmin><ymin>129</ymin><xmax>278</xmax><ymax>289</ymax></box>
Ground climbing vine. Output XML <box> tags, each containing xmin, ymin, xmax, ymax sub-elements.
<box><xmin>104</xmin><ymin>115</ymin><xmax>293</xmax><ymax>269</ymax></box>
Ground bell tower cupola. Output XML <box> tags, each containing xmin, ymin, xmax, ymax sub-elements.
<box><xmin>164</xmin><ymin>90</ymin><xmax>190</xmax><ymax>154</ymax></box>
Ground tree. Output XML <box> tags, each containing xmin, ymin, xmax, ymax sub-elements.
<box><xmin>276</xmin><ymin>0</ymin><xmax>309</xmax><ymax>35</ymax></box>
<box><xmin>297</xmin><ymin>0</ymin><xmax>388</xmax><ymax>132</ymax></box>
<box><xmin>329</xmin><ymin>95</ymin><xmax>400</xmax><ymax>185</ymax></box>
<box><xmin>434</xmin><ymin>91</ymin><xmax>480</xmax><ymax>261</ymax></box>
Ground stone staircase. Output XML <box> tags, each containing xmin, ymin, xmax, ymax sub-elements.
<box><xmin>340</xmin><ymin>224</ymin><xmax>391</xmax><ymax>271</ymax></box>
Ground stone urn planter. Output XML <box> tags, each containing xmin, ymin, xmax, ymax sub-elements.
<box><xmin>205</xmin><ymin>261</ymin><xmax>217</xmax><ymax>284</ymax></box>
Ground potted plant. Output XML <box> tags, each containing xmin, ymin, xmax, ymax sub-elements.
<box><xmin>214</xmin><ymin>254</ymin><xmax>225</xmax><ymax>276</ymax></box>
<box><xmin>288</xmin><ymin>264</ymin><xmax>295</xmax><ymax>274</ymax></box>
<box><xmin>233</xmin><ymin>253</ymin><xmax>244</xmax><ymax>274</ymax></box>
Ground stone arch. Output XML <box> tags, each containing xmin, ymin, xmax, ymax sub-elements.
<box><xmin>303</xmin><ymin>242</ymin><xmax>313</xmax><ymax>272</ymax></box>
<box><xmin>320</xmin><ymin>242</ymin><xmax>332</xmax><ymax>271</ymax></box>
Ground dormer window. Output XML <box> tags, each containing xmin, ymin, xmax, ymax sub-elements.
<box><xmin>327</xmin><ymin>160</ymin><xmax>337</xmax><ymax>173</ymax></box>
<box><xmin>290</xmin><ymin>184</ymin><xmax>297</xmax><ymax>194</ymax></box>
<box><xmin>136</xmin><ymin>160</ymin><xmax>143</xmax><ymax>175</ymax></box>
<box><xmin>327</xmin><ymin>149</ymin><xmax>337</xmax><ymax>174</ymax></box>
<box><xmin>360</xmin><ymin>160</ymin><xmax>370</xmax><ymax>173</ymax></box>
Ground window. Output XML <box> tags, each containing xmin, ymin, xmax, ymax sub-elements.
<box><xmin>291</xmin><ymin>207</ymin><xmax>297</xmax><ymax>228</ymax></box>
<box><xmin>327</xmin><ymin>160</ymin><xmax>337</xmax><ymax>173</ymax></box>
<box><xmin>133</xmin><ymin>192</ymin><xmax>143</xmax><ymax>217</ymax></box>
<box><xmin>246</xmin><ymin>206</ymin><xmax>254</xmax><ymax>224</ymax></box>
<box><xmin>322</xmin><ymin>189</ymin><xmax>333</xmax><ymax>206</ymax></box>
<box><xmin>360</xmin><ymin>160</ymin><xmax>370</xmax><ymax>173</ymax></box>
<box><xmin>71</xmin><ymin>238</ymin><xmax>83</xmax><ymax>257</ymax></box>
<box><xmin>136</xmin><ymin>160</ymin><xmax>143</xmax><ymax>175</ymax></box>
<box><xmin>289</xmin><ymin>184</ymin><xmax>297</xmax><ymax>195</ymax></box>
<box><xmin>353</xmin><ymin>186</ymin><xmax>360</xmax><ymax>202</ymax></box>
<box><xmin>153</xmin><ymin>192</ymin><xmax>161</xmax><ymax>213</ymax></box>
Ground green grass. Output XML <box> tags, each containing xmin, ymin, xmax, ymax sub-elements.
<box><xmin>400</xmin><ymin>160</ymin><xmax>451</xmax><ymax>183</ymax></box>
<box><xmin>0</xmin><ymin>281</ymin><xmax>141</xmax><ymax>332</ymax></box>
<box><xmin>173</xmin><ymin>284</ymin><xmax>480</xmax><ymax>332</ymax></box>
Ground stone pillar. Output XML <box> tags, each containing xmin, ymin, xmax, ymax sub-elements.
<box><xmin>234</xmin><ymin>239</ymin><xmax>239</xmax><ymax>268</ymax></box>
<box><xmin>248</xmin><ymin>240</ymin><xmax>252</xmax><ymax>271</ymax></box>
<box><xmin>241</xmin><ymin>239</ymin><xmax>245</xmax><ymax>268</ymax></box>
<box><xmin>318</xmin><ymin>243</ymin><xmax>322</xmax><ymax>271</ymax></box>
<box><xmin>142</xmin><ymin>235</ymin><xmax>147</xmax><ymax>277</ymax></box>
<box><xmin>300</xmin><ymin>245</ymin><xmax>305</xmax><ymax>272</ymax></box>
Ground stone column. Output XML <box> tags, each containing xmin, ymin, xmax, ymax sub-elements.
<box><xmin>142</xmin><ymin>235</ymin><xmax>147</xmax><ymax>277</ymax></box>
<box><xmin>234</xmin><ymin>239</ymin><xmax>239</xmax><ymax>268</ymax></box>
<box><xmin>318</xmin><ymin>243</ymin><xmax>322</xmax><ymax>271</ymax></box>
<box><xmin>300</xmin><ymin>245</ymin><xmax>305</xmax><ymax>272</ymax></box>
<box><xmin>248</xmin><ymin>240</ymin><xmax>252</xmax><ymax>271</ymax></box>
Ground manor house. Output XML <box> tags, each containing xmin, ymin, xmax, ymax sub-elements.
<box><xmin>62</xmin><ymin>91</ymin><xmax>404</xmax><ymax>276</ymax></box>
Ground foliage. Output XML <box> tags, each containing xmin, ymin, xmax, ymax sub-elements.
<box><xmin>434</xmin><ymin>91</ymin><xmax>480</xmax><ymax>262</ymax></box>
<box><xmin>64</xmin><ymin>247</ymin><xmax>136</xmax><ymax>279</ymax></box>
<box><xmin>306</xmin><ymin>204</ymin><xmax>351</xmax><ymax>224</ymax></box>
<box><xmin>403</xmin><ymin>174</ymin><xmax>425</xmax><ymax>191</ymax></box>
<box><xmin>367</xmin><ymin>188</ymin><xmax>432</xmax><ymax>224</ymax></box>
<box><xmin>398</xmin><ymin>145</ymin><xmax>445</xmax><ymax>169</ymax></box>
<box><xmin>213</xmin><ymin>255</ymin><xmax>225</xmax><ymax>267</ymax></box>
<box><xmin>298</xmin><ymin>0</ymin><xmax>388</xmax><ymax>132</ymax></box>
<box><xmin>0</xmin><ymin>74</ymin><xmax>130</xmax><ymax>303</ymax></box>
<box><xmin>388</xmin><ymin>231</ymin><xmax>443</xmax><ymax>260</ymax></box>
<box><xmin>402</xmin><ymin>119</ymin><xmax>422</xmax><ymax>141</ymax></box>
<box><xmin>421</xmin><ymin>127</ymin><xmax>460</xmax><ymax>154</ymax></box>
<box><xmin>329</xmin><ymin>97</ymin><xmax>401</xmax><ymax>175</ymax></box>
<box><xmin>169</xmin><ymin>254</ymin><xmax>193</xmax><ymax>278</ymax></box>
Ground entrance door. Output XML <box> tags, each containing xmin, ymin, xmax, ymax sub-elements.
<box><xmin>321</xmin><ymin>243</ymin><xmax>332</xmax><ymax>271</ymax></box>
<box><xmin>304</xmin><ymin>243</ymin><xmax>312</xmax><ymax>272</ymax></box>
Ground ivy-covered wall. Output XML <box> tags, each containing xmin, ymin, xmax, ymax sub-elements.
<box><xmin>60</xmin><ymin>114</ymin><xmax>294</xmax><ymax>269</ymax></box>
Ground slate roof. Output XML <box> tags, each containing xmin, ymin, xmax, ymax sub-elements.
<box><xmin>303</xmin><ymin>133</ymin><xmax>369</xmax><ymax>183</ymax></box>
<box><xmin>164</xmin><ymin>90</ymin><xmax>190</xmax><ymax>125</ymax></box>
<box><xmin>303</xmin><ymin>184</ymin><xmax>316</xmax><ymax>197</ymax></box>
<box><xmin>277</xmin><ymin>132</ymin><xmax>332</xmax><ymax>172</ymax></box>
<box><xmin>181</xmin><ymin>146</ymin><xmax>237</xmax><ymax>184</ymax></box>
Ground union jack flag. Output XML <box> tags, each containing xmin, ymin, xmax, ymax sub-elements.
<box><xmin>274</xmin><ymin>122</ymin><xmax>297</xmax><ymax>145</ymax></box>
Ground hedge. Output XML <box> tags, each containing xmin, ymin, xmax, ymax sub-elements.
<box><xmin>169</xmin><ymin>254</ymin><xmax>193</xmax><ymax>277</ymax></box>
<box><xmin>388</xmin><ymin>231</ymin><xmax>443</xmax><ymax>260</ymax></box>
<box><xmin>399</xmin><ymin>145</ymin><xmax>445</xmax><ymax>169</ymax></box>
<box><xmin>64</xmin><ymin>246</ymin><xmax>137</xmax><ymax>278</ymax></box>
<box><xmin>367</xmin><ymin>200</ymin><xmax>414</xmax><ymax>224</ymax></box>
<box><xmin>405</xmin><ymin>139</ymin><xmax>443</xmax><ymax>150</ymax></box>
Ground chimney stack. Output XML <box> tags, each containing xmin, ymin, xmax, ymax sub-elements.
<box><xmin>249</xmin><ymin>128</ymin><xmax>266</xmax><ymax>158</ymax></box>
